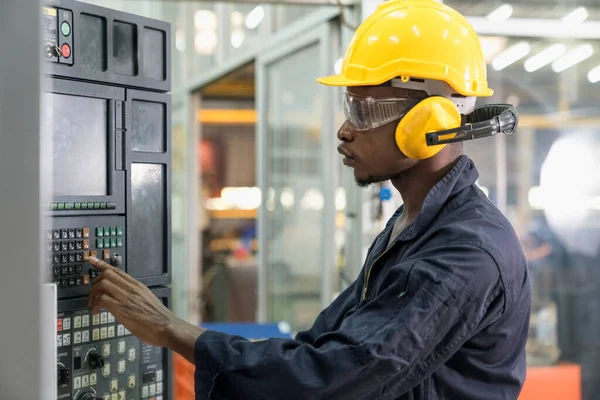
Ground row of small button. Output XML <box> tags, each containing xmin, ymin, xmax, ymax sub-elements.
<box><xmin>57</xmin><ymin>324</ymin><xmax>131</xmax><ymax>347</ymax></box>
<box><xmin>73</xmin><ymin>372</ymin><xmax>97</xmax><ymax>389</ymax></box>
<box><xmin>58</xmin><ymin>312</ymin><xmax>114</xmax><ymax>332</ymax></box>
<box><xmin>53</xmin><ymin>264</ymin><xmax>84</xmax><ymax>276</ymax></box>
<box><xmin>51</xmin><ymin>252</ymin><xmax>84</xmax><ymax>263</ymax></box>
<box><xmin>48</xmin><ymin>240</ymin><xmax>122</xmax><ymax>253</ymax></box>
<box><xmin>96</xmin><ymin>226</ymin><xmax>123</xmax><ymax>237</ymax></box>
<box><xmin>50</xmin><ymin>249</ymin><xmax>111</xmax><ymax>265</ymax></box>
<box><xmin>46</xmin><ymin>228</ymin><xmax>90</xmax><ymax>240</ymax></box>
<box><xmin>93</xmin><ymin>311</ymin><xmax>116</xmax><ymax>325</ymax></box>
<box><xmin>50</xmin><ymin>202</ymin><xmax>116</xmax><ymax>210</ymax></box>
<box><xmin>55</xmin><ymin>275</ymin><xmax>90</xmax><ymax>288</ymax></box>
<box><xmin>96</xmin><ymin>237</ymin><xmax>123</xmax><ymax>248</ymax></box>
<box><xmin>47</xmin><ymin>240</ymin><xmax>86</xmax><ymax>252</ymax></box>
<box><xmin>141</xmin><ymin>382</ymin><xmax>163</xmax><ymax>398</ymax></box>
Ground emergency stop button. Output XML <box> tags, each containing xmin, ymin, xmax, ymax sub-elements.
<box><xmin>61</xmin><ymin>43</ymin><xmax>71</xmax><ymax>58</ymax></box>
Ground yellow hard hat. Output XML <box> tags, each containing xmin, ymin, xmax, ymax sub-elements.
<box><xmin>318</xmin><ymin>0</ymin><xmax>493</xmax><ymax>97</ymax></box>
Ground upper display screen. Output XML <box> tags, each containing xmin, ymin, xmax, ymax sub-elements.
<box><xmin>44</xmin><ymin>92</ymin><xmax>108</xmax><ymax>197</ymax></box>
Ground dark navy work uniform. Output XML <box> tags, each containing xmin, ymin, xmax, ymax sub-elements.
<box><xmin>194</xmin><ymin>155</ymin><xmax>531</xmax><ymax>399</ymax></box>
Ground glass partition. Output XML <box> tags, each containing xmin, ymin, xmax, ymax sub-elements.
<box><xmin>257</xmin><ymin>23</ymin><xmax>338</xmax><ymax>332</ymax></box>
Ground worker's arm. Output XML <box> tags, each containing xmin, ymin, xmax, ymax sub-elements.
<box><xmin>189</xmin><ymin>244</ymin><xmax>507</xmax><ymax>399</ymax></box>
<box><xmin>88</xmin><ymin>244</ymin><xmax>506</xmax><ymax>399</ymax></box>
<box><xmin>294</xmin><ymin>279</ymin><xmax>359</xmax><ymax>345</ymax></box>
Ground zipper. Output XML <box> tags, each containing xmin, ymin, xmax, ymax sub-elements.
<box><xmin>362</xmin><ymin>210</ymin><xmax>407</xmax><ymax>301</ymax></box>
<box><xmin>362</xmin><ymin>238</ymin><xmax>393</xmax><ymax>301</ymax></box>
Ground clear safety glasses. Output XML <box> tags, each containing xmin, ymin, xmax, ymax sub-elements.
<box><xmin>342</xmin><ymin>92</ymin><xmax>419</xmax><ymax>131</ymax></box>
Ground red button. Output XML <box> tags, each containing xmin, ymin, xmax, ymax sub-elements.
<box><xmin>57</xmin><ymin>319</ymin><xmax>63</xmax><ymax>332</ymax></box>
<box><xmin>61</xmin><ymin>43</ymin><xmax>71</xmax><ymax>58</ymax></box>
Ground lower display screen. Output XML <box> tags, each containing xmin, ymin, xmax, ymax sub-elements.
<box><xmin>56</xmin><ymin>288</ymin><xmax>171</xmax><ymax>400</ymax></box>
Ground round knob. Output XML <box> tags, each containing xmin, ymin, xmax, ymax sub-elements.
<box><xmin>45</xmin><ymin>44</ymin><xmax>59</xmax><ymax>59</ymax></box>
<box><xmin>77</xmin><ymin>392</ymin><xmax>102</xmax><ymax>400</ymax></box>
<box><xmin>87</xmin><ymin>351</ymin><xmax>105</xmax><ymax>369</ymax></box>
<box><xmin>110</xmin><ymin>254</ymin><xmax>123</xmax><ymax>267</ymax></box>
<box><xmin>57</xmin><ymin>364</ymin><xmax>70</xmax><ymax>385</ymax></box>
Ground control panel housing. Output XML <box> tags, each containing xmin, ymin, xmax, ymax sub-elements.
<box><xmin>42</xmin><ymin>1</ymin><xmax>173</xmax><ymax>399</ymax></box>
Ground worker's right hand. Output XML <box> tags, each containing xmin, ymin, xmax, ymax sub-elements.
<box><xmin>87</xmin><ymin>257</ymin><xmax>176</xmax><ymax>347</ymax></box>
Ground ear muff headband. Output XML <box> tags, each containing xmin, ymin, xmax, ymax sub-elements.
<box><xmin>425</xmin><ymin>104</ymin><xmax>518</xmax><ymax>146</ymax></box>
<box><xmin>395</xmin><ymin>96</ymin><xmax>461</xmax><ymax>160</ymax></box>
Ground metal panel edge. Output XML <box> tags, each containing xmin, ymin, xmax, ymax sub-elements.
<box><xmin>0</xmin><ymin>1</ymin><xmax>44</xmax><ymax>399</ymax></box>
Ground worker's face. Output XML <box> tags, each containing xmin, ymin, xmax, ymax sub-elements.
<box><xmin>337</xmin><ymin>86</ymin><xmax>422</xmax><ymax>187</ymax></box>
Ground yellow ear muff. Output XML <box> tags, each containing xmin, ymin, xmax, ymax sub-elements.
<box><xmin>395</xmin><ymin>96</ymin><xmax>462</xmax><ymax>160</ymax></box>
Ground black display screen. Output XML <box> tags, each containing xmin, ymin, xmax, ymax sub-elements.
<box><xmin>44</xmin><ymin>92</ymin><xmax>109</xmax><ymax>196</ymax></box>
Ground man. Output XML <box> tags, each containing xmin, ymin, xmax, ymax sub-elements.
<box><xmin>88</xmin><ymin>1</ymin><xmax>531</xmax><ymax>398</ymax></box>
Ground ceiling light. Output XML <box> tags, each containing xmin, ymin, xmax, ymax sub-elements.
<box><xmin>245</xmin><ymin>6</ymin><xmax>264</xmax><ymax>30</ymax></box>
<box><xmin>487</xmin><ymin>4</ymin><xmax>513</xmax><ymax>23</ymax></box>
<box><xmin>491</xmin><ymin>41</ymin><xmax>530</xmax><ymax>71</ymax></box>
<box><xmin>588</xmin><ymin>65</ymin><xmax>600</xmax><ymax>83</ymax></box>
<box><xmin>562</xmin><ymin>7</ymin><xmax>589</xmax><ymax>25</ymax></box>
<box><xmin>194</xmin><ymin>10</ymin><xmax>217</xmax><ymax>31</ymax></box>
<box><xmin>230</xmin><ymin>30</ymin><xmax>245</xmax><ymax>49</ymax></box>
<box><xmin>194</xmin><ymin>31</ymin><xmax>217</xmax><ymax>55</ymax></box>
<box><xmin>552</xmin><ymin>44</ymin><xmax>593</xmax><ymax>72</ymax></box>
<box><xmin>524</xmin><ymin>44</ymin><xmax>566</xmax><ymax>72</ymax></box>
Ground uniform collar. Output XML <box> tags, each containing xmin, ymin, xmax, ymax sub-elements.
<box><xmin>388</xmin><ymin>155</ymin><xmax>480</xmax><ymax>242</ymax></box>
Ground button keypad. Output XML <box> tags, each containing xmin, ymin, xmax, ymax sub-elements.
<box><xmin>46</xmin><ymin>222</ymin><xmax>125</xmax><ymax>292</ymax></box>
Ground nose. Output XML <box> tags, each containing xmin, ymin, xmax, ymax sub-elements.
<box><xmin>337</xmin><ymin>121</ymin><xmax>355</xmax><ymax>142</ymax></box>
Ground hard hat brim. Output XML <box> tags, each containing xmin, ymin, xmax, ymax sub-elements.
<box><xmin>316</xmin><ymin>74</ymin><xmax>370</xmax><ymax>87</ymax></box>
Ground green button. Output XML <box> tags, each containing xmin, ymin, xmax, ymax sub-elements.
<box><xmin>87</xmin><ymin>202</ymin><xmax>94</xmax><ymax>209</ymax></box>
<box><xmin>65</xmin><ymin>203</ymin><xmax>72</xmax><ymax>209</ymax></box>
<box><xmin>104</xmin><ymin>238</ymin><xmax>111</xmax><ymax>248</ymax></box>
<box><xmin>100</xmin><ymin>202</ymin><xmax>107</xmax><ymax>209</ymax></box>
<box><xmin>51</xmin><ymin>203</ymin><xmax>58</xmax><ymax>210</ymax></box>
<box><xmin>117</xmin><ymin>226</ymin><xmax>123</xmax><ymax>236</ymax></box>
<box><xmin>104</xmin><ymin>227</ymin><xmax>111</xmax><ymax>236</ymax></box>
<box><xmin>96</xmin><ymin>227</ymin><xmax>104</xmax><ymax>237</ymax></box>
<box><xmin>96</xmin><ymin>239</ymin><xmax>104</xmax><ymax>248</ymax></box>
<box><xmin>81</xmin><ymin>203</ymin><xmax>87</xmax><ymax>209</ymax></box>
<box><xmin>110</xmin><ymin>226</ymin><xmax>117</xmax><ymax>236</ymax></box>
<box><xmin>116</xmin><ymin>238</ymin><xmax>123</xmax><ymax>247</ymax></box>
<box><xmin>110</xmin><ymin>238</ymin><xmax>117</xmax><ymax>248</ymax></box>
<box><xmin>93</xmin><ymin>202</ymin><xmax>100</xmax><ymax>209</ymax></box>
<box><xmin>57</xmin><ymin>203</ymin><xmax>65</xmax><ymax>210</ymax></box>
<box><xmin>74</xmin><ymin>203</ymin><xmax>81</xmax><ymax>209</ymax></box>
<box><xmin>61</xmin><ymin>21</ymin><xmax>71</xmax><ymax>36</ymax></box>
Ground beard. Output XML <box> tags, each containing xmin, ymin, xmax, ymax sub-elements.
<box><xmin>354</xmin><ymin>164</ymin><xmax>419</xmax><ymax>188</ymax></box>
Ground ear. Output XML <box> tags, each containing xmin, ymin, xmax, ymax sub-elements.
<box><xmin>395</xmin><ymin>96</ymin><xmax>461</xmax><ymax>160</ymax></box>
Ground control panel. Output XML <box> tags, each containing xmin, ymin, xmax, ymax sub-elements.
<box><xmin>43</xmin><ymin>6</ymin><xmax>73</xmax><ymax>65</ymax></box>
<box><xmin>42</xmin><ymin>1</ymin><xmax>173</xmax><ymax>398</ymax></box>
<box><xmin>46</xmin><ymin>216</ymin><xmax>126</xmax><ymax>299</ymax></box>
<box><xmin>57</xmin><ymin>289</ymin><xmax>171</xmax><ymax>400</ymax></box>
